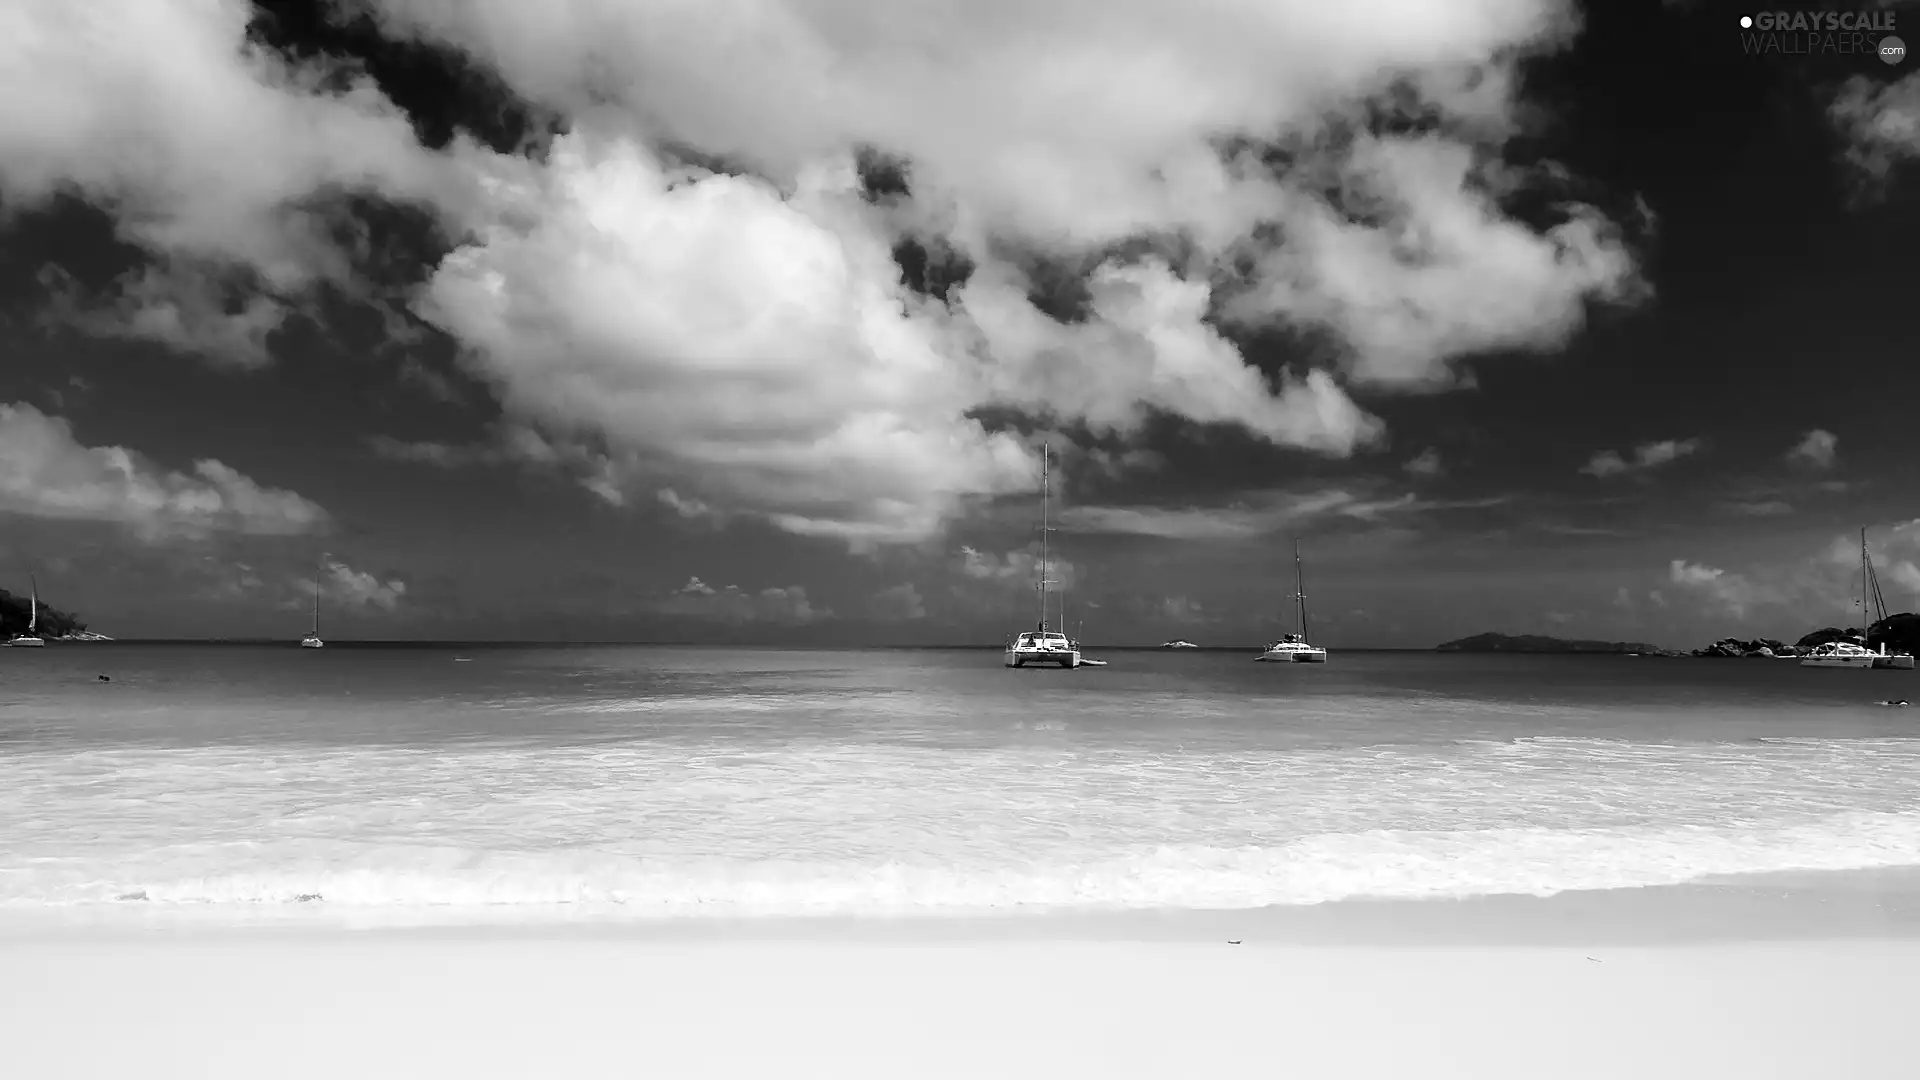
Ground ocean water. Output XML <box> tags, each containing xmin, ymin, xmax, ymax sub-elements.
<box><xmin>2</xmin><ymin>644</ymin><xmax>1917</xmax><ymax>925</ymax></box>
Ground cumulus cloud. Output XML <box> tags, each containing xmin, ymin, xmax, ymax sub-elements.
<box><xmin>0</xmin><ymin>0</ymin><xmax>478</xmax><ymax>365</ymax></box>
<box><xmin>297</xmin><ymin>557</ymin><xmax>407</xmax><ymax>613</ymax></box>
<box><xmin>869</xmin><ymin>583</ymin><xmax>927</xmax><ymax>621</ymax></box>
<box><xmin>1830</xmin><ymin>72</ymin><xmax>1920</xmax><ymax>198</ymax></box>
<box><xmin>5</xmin><ymin>0</ymin><xmax>1648</xmax><ymax>542</ymax></box>
<box><xmin>656</xmin><ymin>576</ymin><xmax>828</xmax><ymax>624</ymax></box>
<box><xmin>1403</xmin><ymin>448</ymin><xmax>1444</xmax><ymax>477</ymax></box>
<box><xmin>1580</xmin><ymin>437</ymin><xmax>1702</xmax><ymax>478</ymax></box>
<box><xmin>956</xmin><ymin>546</ymin><xmax>1080</xmax><ymax>591</ymax></box>
<box><xmin>365</xmin><ymin>428</ymin><xmax>627</xmax><ymax>506</ymax></box>
<box><xmin>0</xmin><ymin>402</ymin><xmax>328</xmax><ymax>539</ymax></box>
<box><xmin>1667</xmin><ymin>558</ymin><xmax>1767</xmax><ymax>617</ymax></box>
<box><xmin>1786</xmin><ymin>428</ymin><xmax>1838</xmax><ymax>470</ymax></box>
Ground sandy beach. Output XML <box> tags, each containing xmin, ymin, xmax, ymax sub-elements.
<box><xmin>5</xmin><ymin>873</ymin><xmax>1913</xmax><ymax>1080</ymax></box>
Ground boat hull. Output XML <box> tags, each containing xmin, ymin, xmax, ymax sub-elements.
<box><xmin>300</xmin><ymin>637</ymin><xmax>325</xmax><ymax>649</ymax></box>
<box><xmin>1256</xmin><ymin>648</ymin><xmax>1326</xmax><ymax>663</ymax></box>
<box><xmin>1800</xmin><ymin>655</ymin><xmax>1877</xmax><ymax>668</ymax></box>
<box><xmin>1005</xmin><ymin>648</ymin><xmax>1081</xmax><ymax>668</ymax></box>
<box><xmin>1874</xmin><ymin>653</ymin><xmax>1916</xmax><ymax>670</ymax></box>
<box><xmin>7</xmin><ymin>637</ymin><xmax>46</xmax><ymax>648</ymax></box>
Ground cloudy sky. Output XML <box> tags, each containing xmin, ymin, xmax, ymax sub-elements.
<box><xmin>1</xmin><ymin>0</ymin><xmax>1917</xmax><ymax>646</ymax></box>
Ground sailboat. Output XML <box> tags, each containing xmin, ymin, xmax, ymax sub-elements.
<box><xmin>300</xmin><ymin>559</ymin><xmax>325</xmax><ymax>649</ymax></box>
<box><xmin>7</xmin><ymin>573</ymin><xmax>46</xmax><ymax>647</ymax></box>
<box><xmin>1255</xmin><ymin>540</ymin><xmax>1326</xmax><ymax>663</ymax></box>
<box><xmin>1862</xmin><ymin>527</ymin><xmax>1913</xmax><ymax>670</ymax></box>
<box><xmin>1004</xmin><ymin>442</ymin><xmax>1081</xmax><ymax>669</ymax></box>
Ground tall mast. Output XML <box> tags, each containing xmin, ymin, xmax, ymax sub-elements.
<box><xmin>28</xmin><ymin>572</ymin><xmax>37</xmax><ymax>633</ymax></box>
<box><xmin>1293</xmin><ymin>540</ymin><xmax>1311</xmax><ymax>643</ymax></box>
<box><xmin>1038</xmin><ymin>442</ymin><xmax>1052</xmax><ymax>631</ymax></box>
<box><xmin>311</xmin><ymin>557</ymin><xmax>321</xmax><ymax>637</ymax></box>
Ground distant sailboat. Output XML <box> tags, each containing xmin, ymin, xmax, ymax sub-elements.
<box><xmin>8</xmin><ymin>573</ymin><xmax>46</xmax><ymax>647</ymax></box>
<box><xmin>300</xmin><ymin>559</ymin><xmax>325</xmax><ymax>649</ymax></box>
<box><xmin>1255</xmin><ymin>540</ymin><xmax>1326</xmax><ymax>663</ymax></box>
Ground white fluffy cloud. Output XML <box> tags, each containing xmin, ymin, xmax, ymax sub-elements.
<box><xmin>1786</xmin><ymin>428</ymin><xmax>1838</xmax><ymax>470</ymax></box>
<box><xmin>1830</xmin><ymin>72</ymin><xmax>1920</xmax><ymax>196</ymax></box>
<box><xmin>5</xmin><ymin>0</ymin><xmax>1649</xmax><ymax>542</ymax></box>
<box><xmin>1580</xmin><ymin>437</ymin><xmax>1702</xmax><ymax>478</ymax></box>
<box><xmin>0</xmin><ymin>0</ymin><xmax>475</xmax><ymax>365</ymax></box>
<box><xmin>656</xmin><ymin>576</ymin><xmax>828</xmax><ymax>624</ymax></box>
<box><xmin>300</xmin><ymin>557</ymin><xmax>408</xmax><ymax>613</ymax></box>
<box><xmin>1667</xmin><ymin>558</ymin><xmax>1766</xmax><ymax>617</ymax></box>
<box><xmin>0</xmin><ymin>402</ymin><xmax>328</xmax><ymax>539</ymax></box>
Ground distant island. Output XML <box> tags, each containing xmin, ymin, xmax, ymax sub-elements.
<box><xmin>0</xmin><ymin>588</ymin><xmax>109</xmax><ymax>641</ymax></box>
<box><xmin>1160</xmin><ymin>639</ymin><xmax>1200</xmax><ymax>649</ymax></box>
<box><xmin>1435</xmin><ymin>633</ymin><xmax>1685</xmax><ymax>656</ymax></box>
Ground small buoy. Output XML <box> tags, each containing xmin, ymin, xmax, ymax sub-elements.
<box><xmin>97</xmin><ymin>674</ymin><xmax>110</xmax><ymax>682</ymax></box>
<box><xmin>1227</xmin><ymin>940</ymin><xmax>1242</xmax><ymax>945</ymax></box>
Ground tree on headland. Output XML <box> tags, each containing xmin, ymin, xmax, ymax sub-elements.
<box><xmin>0</xmin><ymin>588</ymin><xmax>88</xmax><ymax>638</ymax></box>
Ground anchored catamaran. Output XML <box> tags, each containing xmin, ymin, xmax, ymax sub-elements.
<box><xmin>1256</xmin><ymin>541</ymin><xmax>1326</xmax><ymax>663</ymax></box>
<box><xmin>1005</xmin><ymin>442</ymin><xmax>1081</xmax><ymax>669</ymax></box>
<box><xmin>300</xmin><ymin>558</ymin><xmax>325</xmax><ymax>649</ymax></box>
<box><xmin>7</xmin><ymin>573</ymin><xmax>45</xmax><ymax>647</ymax></box>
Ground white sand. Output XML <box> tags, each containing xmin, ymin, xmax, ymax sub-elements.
<box><xmin>4</xmin><ymin>878</ymin><xmax>1916</xmax><ymax>1079</ymax></box>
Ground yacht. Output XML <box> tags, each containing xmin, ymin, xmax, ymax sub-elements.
<box><xmin>1857</xmin><ymin>527</ymin><xmax>1915</xmax><ymax>669</ymax></box>
<box><xmin>7</xmin><ymin>574</ymin><xmax>46</xmax><ymax>647</ymax></box>
<box><xmin>1005</xmin><ymin>442</ymin><xmax>1081</xmax><ymax>670</ymax></box>
<box><xmin>1160</xmin><ymin>639</ymin><xmax>1199</xmax><ymax>649</ymax></box>
<box><xmin>300</xmin><ymin>558</ymin><xmax>325</xmax><ymax>649</ymax></box>
<box><xmin>1800</xmin><ymin>641</ymin><xmax>1879</xmax><ymax>669</ymax></box>
<box><xmin>1256</xmin><ymin>541</ymin><xmax>1326</xmax><ymax>663</ymax></box>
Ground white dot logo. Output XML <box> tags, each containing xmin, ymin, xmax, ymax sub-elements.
<box><xmin>1884</xmin><ymin>36</ymin><xmax>1908</xmax><ymax>65</ymax></box>
<box><xmin>1740</xmin><ymin>16</ymin><xmax>1753</xmax><ymax>29</ymax></box>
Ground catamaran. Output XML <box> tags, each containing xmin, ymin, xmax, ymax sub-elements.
<box><xmin>1860</xmin><ymin>526</ymin><xmax>1911</xmax><ymax>670</ymax></box>
<box><xmin>7</xmin><ymin>573</ymin><xmax>46</xmax><ymax>647</ymax></box>
<box><xmin>300</xmin><ymin>558</ymin><xmax>325</xmax><ymax>649</ymax></box>
<box><xmin>1256</xmin><ymin>541</ymin><xmax>1326</xmax><ymax>663</ymax></box>
<box><xmin>1005</xmin><ymin>442</ymin><xmax>1081</xmax><ymax>669</ymax></box>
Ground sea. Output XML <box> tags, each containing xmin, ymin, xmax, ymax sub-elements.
<box><xmin>2</xmin><ymin>644</ymin><xmax>1917</xmax><ymax>926</ymax></box>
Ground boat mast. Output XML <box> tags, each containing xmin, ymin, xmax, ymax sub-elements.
<box><xmin>28</xmin><ymin>572</ymin><xmax>37</xmax><ymax>634</ymax></box>
<box><xmin>1293</xmin><ymin>540</ymin><xmax>1311</xmax><ymax>643</ymax></box>
<box><xmin>311</xmin><ymin>557</ymin><xmax>321</xmax><ymax>638</ymax></box>
<box><xmin>1038</xmin><ymin>442</ymin><xmax>1054</xmax><ymax>632</ymax></box>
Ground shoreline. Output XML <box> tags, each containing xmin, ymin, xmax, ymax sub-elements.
<box><xmin>6</xmin><ymin>865</ymin><xmax>1918</xmax><ymax>946</ymax></box>
<box><xmin>2</xmin><ymin>875</ymin><xmax>1910</xmax><ymax>1079</ymax></box>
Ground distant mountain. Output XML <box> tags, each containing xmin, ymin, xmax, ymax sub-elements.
<box><xmin>1435</xmin><ymin>632</ymin><xmax>1681</xmax><ymax>656</ymax></box>
<box><xmin>0</xmin><ymin>588</ymin><xmax>91</xmax><ymax>639</ymax></box>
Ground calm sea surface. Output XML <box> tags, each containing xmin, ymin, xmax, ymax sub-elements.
<box><xmin>2</xmin><ymin>645</ymin><xmax>1917</xmax><ymax>923</ymax></box>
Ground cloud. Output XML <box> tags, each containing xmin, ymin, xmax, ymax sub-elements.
<box><xmin>956</xmin><ymin>546</ymin><xmax>1080</xmax><ymax>591</ymax></box>
<box><xmin>1720</xmin><ymin>499</ymin><xmax>1794</xmax><ymax>517</ymax></box>
<box><xmin>365</xmin><ymin>428</ymin><xmax>627</xmax><ymax>506</ymax></box>
<box><xmin>1060</xmin><ymin>487</ymin><xmax>1509</xmax><ymax>541</ymax></box>
<box><xmin>1667</xmin><ymin>558</ymin><xmax>1766</xmax><ymax>617</ymax></box>
<box><xmin>298</xmin><ymin>557</ymin><xmax>408</xmax><ymax>613</ymax></box>
<box><xmin>0</xmin><ymin>402</ymin><xmax>328</xmax><ymax>539</ymax></box>
<box><xmin>0</xmin><ymin>0</ymin><xmax>479</xmax><ymax>365</ymax></box>
<box><xmin>1830</xmin><ymin>72</ymin><xmax>1920</xmax><ymax>199</ymax></box>
<box><xmin>869</xmin><ymin>583</ymin><xmax>927</xmax><ymax>621</ymax></box>
<box><xmin>1786</xmin><ymin>428</ymin><xmax>1838</xmax><ymax>470</ymax></box>
<box><xmin>655</xmin><ymin>576</ymin><xmax>829</xmax><ymax>624</ymax></box>
<box><xmin>7</xmin><ymin>0</ymin><xmax>1648</xmax><ymax>543</ymax></box>
<box><xmin>1160</xmin><ymin>596</ymin><xmax>1207</xmax><ymax>625</ymax></box>
<box><xmin>1580</xmin><ymin>437</ymin><xmax>1702</xmax><ymax>478</ymax></box>
<box><xmin>1403</xmin><ymin>447</ymin><xmax>1444</xmax><ymax>478</ymax></box>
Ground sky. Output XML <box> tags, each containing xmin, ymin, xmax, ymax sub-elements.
<box><xmin>1</xmin><ymin>0</ymin><xmax>1918</xmax><ymax>647</ymax></box>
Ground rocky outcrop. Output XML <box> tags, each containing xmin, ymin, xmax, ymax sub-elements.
<box><xmin>1867</xmin><ymin>613</ymin><xmax>1920</xmax><ymax>656</ymax></box>
<box><xmin>1436</xmin><ymin>633</ymin><xmax>1684</xmax><ymax>656</ymax></box>
<box><xmin>1693</xmin><ymin>637</ymin><xmax>1798</xmax><ymax>658</ymax></box>
<box><xmin>0</xmin><ymin>589</ymin><xmax>89</xmax><ymax>639</ymax></box>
